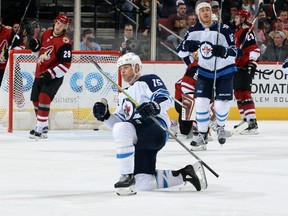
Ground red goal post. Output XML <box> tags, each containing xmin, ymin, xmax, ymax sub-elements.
<box><xmin>0</xmin><ymin>50</ymin><xmax>122</xmax><ymax>132</ymax></box>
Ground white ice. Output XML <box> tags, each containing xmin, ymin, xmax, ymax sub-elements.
<box><xmin>0</xmin><ymin>121</ymin><xmax>288</xmax><ymax>216</ymax></box>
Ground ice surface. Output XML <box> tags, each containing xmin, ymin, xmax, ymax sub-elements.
<box><xmin>0</xmin><ymin>121</ymin><xmax>288</xmax><ymax>216</ymax></box>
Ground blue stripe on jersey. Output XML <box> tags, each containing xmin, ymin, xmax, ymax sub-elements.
<box><xmin>115</xmin><ymin>113</ymin><xmax>126</xmax><ymax>121</ymax></box>
<box><xmin>150</xmin><ymin>89</ymin><xmax>171</xmax><ymax>104</ymax></box>
<box><xmin>198</xmin><ymin>64</ymin><xmax>237</xmax><ymax>79</ymax></box>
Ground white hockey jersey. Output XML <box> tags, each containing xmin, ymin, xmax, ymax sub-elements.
<box><xmin>178</xmin><ymin>22</ymin><xmax>238</xmax><ymax>79</ymax></box>
<box><xmin>106</xmin><ymin>74</ymin><xmax>172</xmax><ymax>130</ymax></box>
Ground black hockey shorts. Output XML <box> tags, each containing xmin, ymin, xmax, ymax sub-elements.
<box><xmin>233</xmin><ymin>67</ymin><xmax>254</xmax><ymax>91</ymax></box>
<box><xmin>195</xmin><ymin>73</ymin><xmax>234</xmax><ymax>101</ymax></box>
<box><xmin>30</xmin><ymin>77</ymin><xmax>64</xmax><ymax>102</ymax></box>
<box><xmin>130</xmin><ymin>117</ymin><xmax>167</xmax><ymax>175</ymax></box>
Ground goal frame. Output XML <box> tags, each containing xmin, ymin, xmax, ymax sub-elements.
<box><xmin>5</xmin><ymin>49</ymin><xmax>122</xmax><ymax>132</ymax></box>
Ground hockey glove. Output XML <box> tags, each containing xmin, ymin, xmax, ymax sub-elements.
<box><xmin>93</xmin><ymin>98</ymin><xmax>110</xmax><ymax>121</ymax></box>
<box><xmin>211</xmin><ymin>45</ymin><xmax>228</xmax><ymax>58</ymax></box>
<box><xmin>282</xmin><ymin>59</ymin><xmax>288</xmax><ymax>75</ymax></box>
<box><xmin>29</xmin><ymin>38</ymin><xmax>40</xmax><ymax>52</ymax></box>
<box><xmin>247</xmin><ymin>61</ymin><xmax>257</xmax><ymax>74</ymax></box>
<box><xmin>12</xmin><ymin>34</ymin><xmax>22</xmax><ymax>48</ymax></box>
<box><xmin>136</xmin><ymin>101</ymin><xmax>161</xmax><ymax>118</ymax></box>
<box><xmin>39</xmin><ymin>71</ymin><xmax>53</xmax><ymax>82</ymax></box>
<box><xmin>182</xmin><ymin>40</ymin><xmax>200</xmax><ymax>52</ymax></box>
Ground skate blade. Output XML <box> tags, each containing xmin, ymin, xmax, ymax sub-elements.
<box><xmin>240</xmin><ymin>129</ymin><xmax>259</xmax><ymax>135</ymax></box>
<box><xmin>29</xmin><ymin>134</ymin><xmax>48</xmax><ymax>140</ymax></box>
<box><xmin>116</xmin><ymin>185</ymin><xmax>137</xmax><ymax>196</ymax></box>
<box><xmin>190</xmin><ymin>145</ymin><xmax>207</xmax><ymax>151</ymax></box>
<box><xmin>193</xmin><ymin>162</ymin><xmax>208</xmax><ymax>189</ymax></box>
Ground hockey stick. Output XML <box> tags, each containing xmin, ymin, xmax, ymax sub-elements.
<box><xmin>92</xmin><ymin>60</ymin><xmax>220</xmax><ymax>178</ymax></box>
<box><xmin>9</xmin><ymin>0</ymin><xmax>33</xmax><ymax>50</ymax></box>
<box><xmin>239</xmin><ymin>2</ymin><xmax>263</xmax><ymax>49</ymax></box>
<box><xmin>272</xmin><ymin>0</ymin><xmax>278</xmax><ymax>19</ymax></box>
<box><xmin>212</xmin><ymin>0</ymin><xmax>224</xmax><ymax>96</ymax></box>
<box><xmin>225</xmin><ymin>122</ymin><xmax>249</xmax><ymax>137</ymax></box>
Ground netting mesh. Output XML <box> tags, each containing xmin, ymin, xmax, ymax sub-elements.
<box><xmin>0</xmin><ymin>50</ymin><xmax>121</xmax><ymax>131</ymax></box>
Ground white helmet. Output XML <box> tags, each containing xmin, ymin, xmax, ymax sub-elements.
<box><xmin>195</xmin><ymin>2</ymin><xmax>212</xmax><ymax>16</ymax></box>
<box><xmin>117</xmin><ymin>52</ymin><xmax>142</xmax><ymax>71</ymax></box>
<box><xmin>195</xmin><ymin>1</ymin><xmax>212</xmax><ymax>26</ymax></box>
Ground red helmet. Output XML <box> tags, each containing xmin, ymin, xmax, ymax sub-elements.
<box><xmin>235</xmin><ymin>9</ymin><xmax>251</xmax><ymax>19</ymax></box>
<box><xmin>55</xmin><ymin>14</ymin><xmax>69</xmax><ymax>28</ymax></box>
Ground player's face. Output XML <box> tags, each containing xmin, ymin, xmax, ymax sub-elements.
<box><xmin>53</xmin><ymin>21</ymin><xmax>66</xmax><ymax>36</ymax></box>
<box><xmin>119</xmin><ymin>64</ymin><xmax>135</xmax><ymax>83</ymax></box>
<box><xmin>199</xmin><ymin>7</ymin><xmax>211</xmax><ymax>25</ymax></box>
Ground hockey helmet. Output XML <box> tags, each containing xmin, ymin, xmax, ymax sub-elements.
<box><xmin>235</xmin><ymin>9</ymin><xmax>251</xmax><ymax>20</ymax></box>
<box><xmin>117</xmin><ymin>52</ymin><xmax>142</xmax><ymax>71</ymax></box>
<box><xmin>55</xmin><ymin>14</ymin><xmax>69</xmax><ymax>29</ymax></box>
<box><xmin>195</xmin><ymin>2</ymin><xmax>211</xmax><ymax>16</ymax></box>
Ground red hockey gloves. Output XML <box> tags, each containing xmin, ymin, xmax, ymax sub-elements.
<box><xmin>136</xmin><ymin>101</ymin><xmax>161</xmax><ymax>118</ymax></box>
<box><xmin>93</xmin><ymin>98</ymin><xmax>110</xmax><ymax>121</ymax></box>
<box><xmin>29</xmin><ymin>38</ymin><xmax>40</xmax><ymax>52</ymax></box>
<box><xmin>181</xmin><ymin>40</ymin><xmax>200</xmax><ymax>52</ymax></box>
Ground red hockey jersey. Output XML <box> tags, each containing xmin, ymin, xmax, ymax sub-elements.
<box><xmin>0</xmin><ymin>25</ymin><xmax>13</xmax><ymax>70</ymax></box>
<box><xmin>234</xmin><ymin>26</ymin><xmax>260</xmax><ymax>68</ymax></box>
<box><xmin>35</xmin><ymin>29</ymin><xmax>72</xmax><ymax>78</ymax></box>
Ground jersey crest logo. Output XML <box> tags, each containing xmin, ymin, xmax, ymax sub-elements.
<box><xmin>37</xmin><ymin>45</ymin><xmax>54</xmax><ymax>64</ymax></box>
<box><xmin>0</xmin><ymin>41</ymin><xmax>8</xmax><ymax>63</ymax></box>
<box><xmin>122</xmin><ymin>98</ymin><xmax>135</xmax><ymax>120</ymax></box>
<box><xmin>63</xmin><ymin>37</ymin><xmax>69</xmax><ymax>43</ymax></box>
<box><xmin>200</xmin><ymin>42</ymin><xmax>213</xmax><ymax>59</ymax></box>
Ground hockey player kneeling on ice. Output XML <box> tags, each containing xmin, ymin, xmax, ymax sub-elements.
<box><xmin>93</xmin><ymin>53</ymin><xmax>207</xmax><ymax>195</ymax></box>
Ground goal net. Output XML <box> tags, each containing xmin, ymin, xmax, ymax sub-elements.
<box><xmin>0</xmin><ymin>50</ymin><xmax>121</xmax><ymax>132</ymax></box>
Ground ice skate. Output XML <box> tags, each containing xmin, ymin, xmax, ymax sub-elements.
<box><xmin>240</xmin><ymin>119</ymin><xmax>258</xmax><ymax>135</ymax></box>
<box><xmin>114</xmin><ymin>174</ymin><xmax>137</xmax><ymax>196</ymax></box>
<box><xmin>29</xmin><ymin>126</ymin><xmax>49</xmax><ymax>140</ymax></box>
<box><xmin>217</xmin><ymin>125</ymin><xmax>226</xmax><ymax>144</ymax></box>
<box><xmin>172</xmin><ymin>162</ymin><xmax>207</xmax><ymax>191</ymax></box>
<box><xmin>190</xmin><ymin>132</ymin><xmax>207</xmax><ymax>151</ymax></box>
